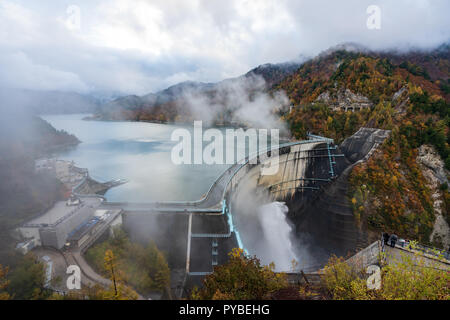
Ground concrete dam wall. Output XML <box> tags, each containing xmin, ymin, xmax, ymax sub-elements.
<box><xmin>228</xmin><ymin>128</ymin><xmax>390</xmax><ymax>270</ymax></box>
<box><xmin>286</xmin><ymin>128</ymin><xmax>391</xmax><ymax>265</ymax></box>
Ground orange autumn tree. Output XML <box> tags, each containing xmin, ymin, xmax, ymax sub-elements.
<box><xmin>102</xmin><ymin>249</ymin><xmax>138</xmax><ymax>300</ymax></box>
<box><xmin>191</xmin><ymin>248</ymin><xmax>288</xmax><ymax>300</ymax></box>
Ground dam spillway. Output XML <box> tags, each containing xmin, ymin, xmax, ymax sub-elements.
<box><xmin>228</xmin><ymin>139</ymin><xmax>341</xmax><ymax>271</ymax></box>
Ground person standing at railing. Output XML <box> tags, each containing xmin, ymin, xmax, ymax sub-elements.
<box><xmin>389</xmin><ymin>234</ymin><xmax>398</xmax><ymax>248</ymax></box>
<box><xmin>382</xmin><ymin>232</ymin><xmax>389</xmax><ymax>245</ymax></box>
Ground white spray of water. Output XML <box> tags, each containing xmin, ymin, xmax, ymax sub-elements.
<box><xmin>257</xmin><ymin>201</ymin><xmax>297</xmax><ymax>271</ymax></box>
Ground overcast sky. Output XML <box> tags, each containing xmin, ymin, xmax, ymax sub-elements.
<box><xmin>0</xmin><ymin>0</ymin><xmax>449</xmax><ymax>96</ymax></box>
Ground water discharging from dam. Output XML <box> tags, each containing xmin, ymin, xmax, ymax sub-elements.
<box><xmin>258</xmin><ymin>202</ymin><xmax>297</xmax><ymax>271</ymax></box>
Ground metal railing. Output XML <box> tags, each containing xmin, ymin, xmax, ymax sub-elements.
<box><xmin>381</xmin><ymin>233</ymin><xmax>450</xmax><ymax>263</ymax></box>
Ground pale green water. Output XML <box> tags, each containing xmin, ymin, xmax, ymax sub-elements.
<box><xmin>42</xmin><ymin>114</ymin><xmax>257</xmax><ymax>202</ymax></box>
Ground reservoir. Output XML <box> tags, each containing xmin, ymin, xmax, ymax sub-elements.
<box><xmin>42</xmin><ymin>114</ymin><xmax>257</xmax><ymax>202</ymax></box>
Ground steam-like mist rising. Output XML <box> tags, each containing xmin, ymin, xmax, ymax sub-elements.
<box><xmin>258</xmin><ymin>202</ymin><xmax>297</xmax><ymax>271</ymax></box>
<box><xmin>178</xmin><ymin>74</ymin><xmax>289</xmax><ymax>131</ymax></box>
<box><xmin>231</xmin><ymin>172</ymin><xmax>317</xmax><ymax>272</ymax></box>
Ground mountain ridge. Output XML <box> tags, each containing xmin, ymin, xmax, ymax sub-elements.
<box><xmin>91</xmin><ymin>42</ymin><xmax>450</xmax><ymax>126</ymax></box>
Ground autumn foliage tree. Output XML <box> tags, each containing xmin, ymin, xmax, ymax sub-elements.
<box><xmin>7</xmin><ymin>253</ymin><xmax>50</xmax><ymax>300</ymax></box>
<box><xmin>322</xmin><ymin>251</ymin><xmax>450</xmax><ymax>300</ymax></box>
<box><xmin>102</xmin><ymin>249</ymin><xmax>138</xmax><ymax>300</ymax></box>
<box><xmin>85</xmin><ymin>227</ymin><xmax>170</xmax><ymax>296</ymax></box>
<box><xmin>191</xmin><ymin>248</ymin><xmax>288</xmax><ymax>300</ymax></box>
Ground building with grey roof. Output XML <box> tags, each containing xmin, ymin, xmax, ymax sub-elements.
<box><xmin>18</xmin><ymin>197</ymin><xmax>103</xmax><ymax>249</ymax></box>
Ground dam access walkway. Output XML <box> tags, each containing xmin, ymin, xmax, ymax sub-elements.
<box><xmin>99</xmin><ymin>162</ymin><xmax>240</xmax><ymax>213</ymax></box>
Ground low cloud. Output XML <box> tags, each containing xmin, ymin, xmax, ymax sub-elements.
<box><xmin>178</xmin><ymin>75</ymin><xmax>289</xmax><ymax>130</ymax></box>
<box><xmin>0</xmin><ymin>0</ymin><xmax>448</xmax><ymax>96</ymax></box>
<box><xmin>0</xmin><ymin>51</ymin><xmax>88</xmax><ymax>92</ymax></box>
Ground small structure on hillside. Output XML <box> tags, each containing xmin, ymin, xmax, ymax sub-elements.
<box><xmin>315</xmin><ymin>88</ymin><xmax>373</xmax><ymax>112</ymax></box>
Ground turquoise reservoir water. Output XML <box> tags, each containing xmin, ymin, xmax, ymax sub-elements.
<box><xmin>42</xmin><ymin>114</ymin><xmax>254</xmax><ymax>202</ymax></box>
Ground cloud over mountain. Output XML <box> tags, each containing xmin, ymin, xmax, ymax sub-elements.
<box><xmin>0</xmin><ymin>0</ymin><xmax>448</xmax><ymax>96</ymax></box>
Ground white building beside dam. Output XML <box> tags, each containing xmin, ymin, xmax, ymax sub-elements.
<box><xmin>17</xmin><ymin>197</ymin><xmax>121</xmax><ymax>250</ymax></box>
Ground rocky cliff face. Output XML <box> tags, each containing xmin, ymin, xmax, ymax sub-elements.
<box><xmin>417</xmin><ymin>145</ymin><xmax>450</xmax><ymax>248</ymax></box>
<box><xmin>391</xmin><ymin>86</ymin><xmax>409</xmax><ymax>114</ymax></box>
<box><xmin>417</xmin><ymin>145</ymin><xmax>449</xmax><ymax>186</ymax></box>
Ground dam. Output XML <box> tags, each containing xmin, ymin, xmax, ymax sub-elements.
<box><xmin>99</xmin><ymin>127</ymin><xmax>391</xmax><ymax>296</ymax></box>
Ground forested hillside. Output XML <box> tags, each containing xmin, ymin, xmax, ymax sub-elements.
<box><xmin>277</xmin><ymin>45</ymin><xmax>450</xmax><ymax>247</ymax></box>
